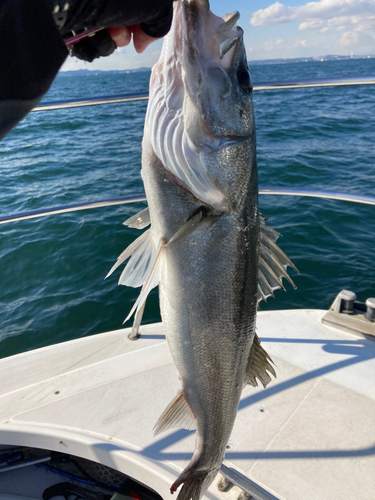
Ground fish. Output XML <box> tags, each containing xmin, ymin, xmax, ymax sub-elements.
<box><xmin>107</xmin><ymin>0</ymin><xmax>298</xmax><ymax>498</ymax></box>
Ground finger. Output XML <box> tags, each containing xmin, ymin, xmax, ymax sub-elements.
<box><xmin>107</xmin><ymin>26</ymin><xmax>132</xmax><ymax>48</ymax></box>
<box><xmin>130</xmin><ymin>24</ymin><xmax>160</xmax><ymax>53</ymax></box>
<box><xmin>70</xmin><ymin>30</ymin><xmax>116</xmax><ymax>62</ymax></box>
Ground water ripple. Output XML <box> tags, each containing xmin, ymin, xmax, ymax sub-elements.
<box><xmin>0</xmin><ymin>60</ymin><xmax>374</xmax><ymax>358</ymax></box>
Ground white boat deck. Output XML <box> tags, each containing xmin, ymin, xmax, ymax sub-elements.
<box><xmin>0</xmin><ymin>309</ymin><xmax>374</xmax><ymax>500</ymax></box>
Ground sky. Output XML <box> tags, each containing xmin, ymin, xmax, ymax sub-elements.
<box><xmin>61</xmin><ymin>0</ymin><xmax>375</xmax><ymax>71</ymax></box>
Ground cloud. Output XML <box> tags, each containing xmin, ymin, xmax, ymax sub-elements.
<box><xmin>250</xmin><ymin>0</ymin><xmax>375</xmax><ymax>35</ymax></box>
<box><xmin>251</xmin><ymin>37</ymin><xmax>311</xmax><ymax>56</ymax></box>
<box><xmin>340</xmin><ymin>30</ymin><xmax>359</xmax><ymax>44</ymax></box>
<box><xmin>326</xmin><ymin>13</ymin><xmax>375</xmax><ymax>30</ymax></box>
<box><xmin>339</xmin><ymin>29</ymin><xmax>375</xmax><ymax>44</ymax></box>
<box><xmin>247</xmin><ymin>2</ymin><xmax>375</xmax><ymax>59</ymax></box>
<box><xmin>251</xmin><ymin>2</ymin><xmax>289</xmax><ymax>26</ymax></box>
<box><xmin>299</xmin><ymin>20</ymin><xmax>324</xmax><ymax>30</ymax></box>
<box><xmin>262</xmin><ymin>39</ymin><xmax>284</xmax><ymax>52</ymax></box>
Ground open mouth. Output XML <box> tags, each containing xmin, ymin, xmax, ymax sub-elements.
<box><xmin>182</xmin><ymin>0</ymin><xmax>243</xmax><ymax>70</ymax></box>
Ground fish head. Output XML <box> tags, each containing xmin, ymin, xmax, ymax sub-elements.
<box><xmin>146</xmin><ymin>0</ymin><xmax>256</xmax><ymax>213</ymax></box>
<box><xmin>181</xmin><ymin>0</ymin><xmax>254</xmax><ymax>144</ymax></box>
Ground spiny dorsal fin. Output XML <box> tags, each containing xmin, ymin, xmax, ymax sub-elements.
<box><xmin>257</xmin><ymin>219</ymin><xmax>299</xmax><ymax>304</ymax></box>
<box><xmin>245</xmin><ymin>333</ymin><xmax>276</xmax><ymax>389</ymax></box>
<box><xmin>154</xmin><ymin>390</ymin><xmax>197</xmax><ymax>436</ymax></box>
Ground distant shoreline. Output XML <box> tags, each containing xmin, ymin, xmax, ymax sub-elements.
<box><xmin>248</xmin><ymin>54</ymin><xmax>375</xmax><ymax>65</ymax></box>
<box><xmin>58</xmin><ymin>54</ymin><xmax>375</xmax><ymax>76</ymax></box>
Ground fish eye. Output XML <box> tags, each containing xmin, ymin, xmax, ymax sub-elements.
<box><xmin>237</xmin><ymin>66</ymin><xmax>253</xmax><ymax>94</ymax></box>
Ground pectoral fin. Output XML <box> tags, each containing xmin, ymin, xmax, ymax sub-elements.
<box><xmin>245</xmin><ymin>334</ymin><xmax>276</xmax><ymax>389</ymax></box>
<box><xmin>108</xmin><ymin>206</ymin><xmax>212</xmax><ymax>326</ymax></box>
<box><xmin>154</xmin><ymin>390</ymin><xmax>197</xmax><ymax>436</ymax></box>
<box><xmin>164</xmin><ymin>207</ymin><xmax>206</xmax><ymax>247</ymax></box>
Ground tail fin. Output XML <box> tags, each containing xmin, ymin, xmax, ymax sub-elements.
<box><xmin>171</xmin><ymin>466</ymin><xmax>219</xmax><ymax>500</ymax></box>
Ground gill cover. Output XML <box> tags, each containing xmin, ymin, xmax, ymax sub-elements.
<box><xmin>144</xmin><ymin>0</ymin><xmax>252</xmax><ymax>213</ymax></box>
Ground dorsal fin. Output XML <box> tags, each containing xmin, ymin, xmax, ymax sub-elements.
<box><xmin>257</xmin><ymin>218</ymin><xmax>299</xmax><ymax>304</ymax></box>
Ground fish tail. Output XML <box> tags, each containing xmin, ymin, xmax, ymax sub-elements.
<box><xmin>171</xmin><ymin>466</ymin><xmax>219</xmax><ymax>500</ymax></box>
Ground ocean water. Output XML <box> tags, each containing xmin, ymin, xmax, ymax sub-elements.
<box><xmin>0</xmin><ymin>58</ymin><xmax>374</xmax><ymax>359</ymax></box>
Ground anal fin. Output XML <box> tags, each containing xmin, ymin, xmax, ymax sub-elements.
<box><xmin>245</xmin><ymin>334</ymin><xmax>276</xmax><ymax>389</ymax></box>
<box><xmin>154</xmin><ymin>390</ymin><xmax>197</xmax><ymax>436</ymax></box>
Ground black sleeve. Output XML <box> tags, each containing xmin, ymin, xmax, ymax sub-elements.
<box><xmin>0</xmin><ymin>0</ymin><xmax>68</xmax><ymax>141</ymax></box>
<box><xmin>0</xmin><ymin>0</ymin><xmax>175</xmax><ymax>142</ymax></box>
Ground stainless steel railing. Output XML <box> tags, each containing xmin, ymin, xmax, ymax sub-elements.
<box><xmin>4</xmin><ymin>76</ymin><xmax>370</xmax><ymax>225</ymax></box>
<box><xmin>220</xmin><ymin>463</ymin><xmax>279</xmax><ymax>500</ymax></box>
<box><xmin>32</xmin><ymin>76</ymin><xmax>375</xmax><ymax>112</ymax></box>
<box><xmin>0</xmin><ymin>194</ymin><xmax>147</xmax><ymax>224</ymax></box>
<box><xmin>1</xmin><ymin>189</ymin><xmax>374</xmax><ymax>225</ymax></box>
<box><xmin>33</xmin><ymin>92</ymin><xmax>149</xmax><ymax>112</ymax></box>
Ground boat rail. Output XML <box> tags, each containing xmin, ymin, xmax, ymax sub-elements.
<box><xmin>0</xmin><ymin>189</ymin><xmax>374</xmax><ymax>225</ymax></box>
<box><xmin>220</xmin><ymin>464</ymin><xmax>279</xmax><ymax>500</ymax></box>
<box><xmin>32</xmin><ymin>76</ymin><xmax>375</xmax><ymax>112</ymax></box>
<box><xmin>7</xmin><ymin>76</ymin><xmax>368</xmax><ymax>224</ymax></box>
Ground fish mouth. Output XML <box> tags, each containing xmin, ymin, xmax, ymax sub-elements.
<box><xmin>182</xmin><ymin>0</ymin><xmax>243</xmax><ymax>70</ymax></box>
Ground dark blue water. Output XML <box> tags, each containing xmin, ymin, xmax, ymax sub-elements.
<box><xmin>0</xmin><ymin>59</ymin><xmax>374</xmax><ymax>359</ymax></box>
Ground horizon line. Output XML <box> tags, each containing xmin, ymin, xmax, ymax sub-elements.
<box><xmin>59</xmin><ymin>53</ymin><xmax>375</xmax><ymax>73</ymax></box>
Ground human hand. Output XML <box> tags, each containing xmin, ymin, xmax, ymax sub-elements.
<box><xmin>51</xmin><ymin>0</ymin><xmax>174</xmax><ymax>61</ymax></box>
<box><xmin>107</xmin><ymin>24</ymin><xmax>160</xmax><ymax>53</ymax></box>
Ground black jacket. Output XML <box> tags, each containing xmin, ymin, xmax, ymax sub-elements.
<box><xmin>0</xmin><ymin>0</ymin><xmax>174</xmax><ymax>141</ymax></box>
<box><xmin>0</xmin><ymin>0</ymin><xmax>67</xmax><ymax>140</ymax></box>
